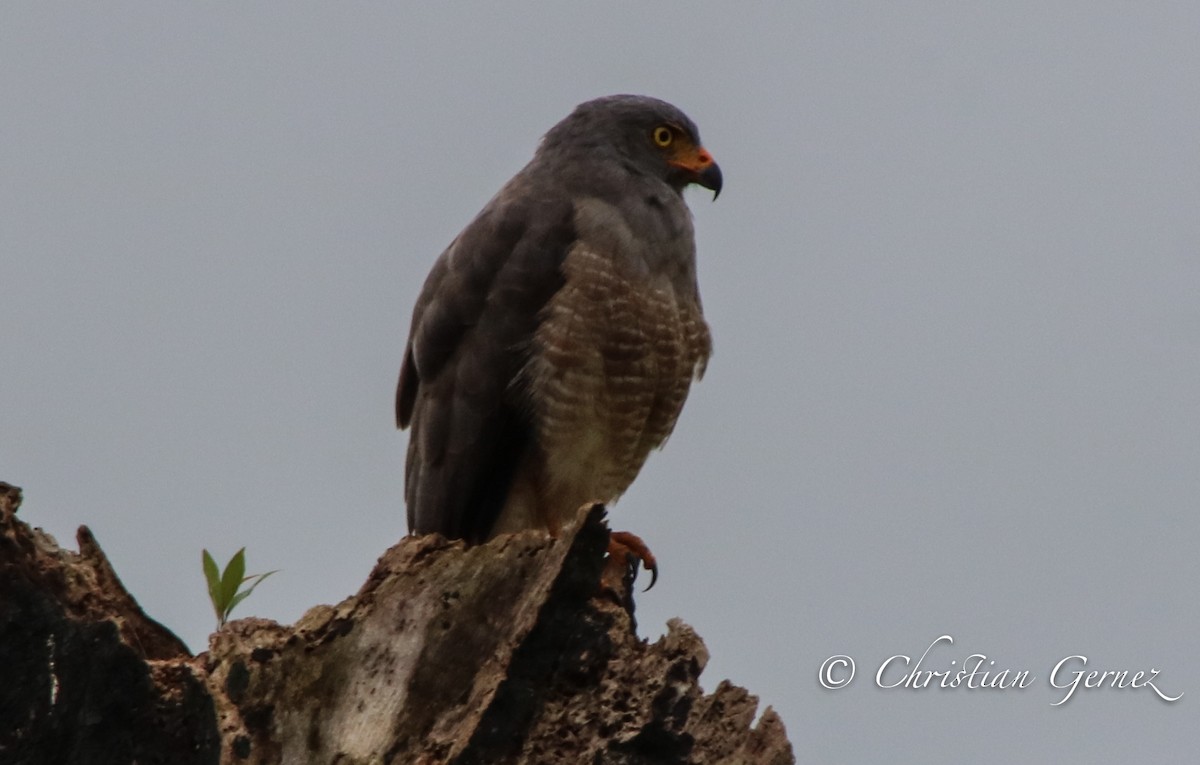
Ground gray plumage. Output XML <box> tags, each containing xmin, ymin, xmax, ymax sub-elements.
<box><xmin>397</xmin><ymin>95</ymin><xmax>721</xmax><ymax>543</ymax></box>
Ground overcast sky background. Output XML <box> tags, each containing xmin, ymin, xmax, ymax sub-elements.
<box><xmin>3</xmin><ymin>4</ymin><xmax>1196</xmax><ymax>762</ymax></box>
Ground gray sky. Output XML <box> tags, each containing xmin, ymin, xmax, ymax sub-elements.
<box><xmin>3</xmin><ymin>4</ymin><xmax>1196</xmax><ymax>762</ymax></box>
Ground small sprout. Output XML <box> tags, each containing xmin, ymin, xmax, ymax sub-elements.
<box><xmin>202</xmin><ymin>547</ymin><xmax>277</xmax><ymax>629</ymax></box>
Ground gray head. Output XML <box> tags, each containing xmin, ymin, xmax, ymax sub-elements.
<box><xmin>540</xmin><ymin>94</ymin><xmax>722</xmax><ymax>198</ymax></box>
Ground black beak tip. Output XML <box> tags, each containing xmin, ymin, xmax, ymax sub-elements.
<box><xmin>698</xmin><ymin>162</ymin><xmax>723</xmax><ymax>200</ymax></box>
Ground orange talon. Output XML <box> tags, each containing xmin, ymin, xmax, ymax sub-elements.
<box><xmin>606</xmin><ymin>530</ymin><xmax>658</xmax><ymax>591</ymax></box>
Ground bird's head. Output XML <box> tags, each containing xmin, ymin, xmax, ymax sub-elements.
<box><xmin>543</xmin><ymin>95</ymin><xmax>723</xmax><ymax>200</ymax></box>
<box><xmin>646</xmin><ymin>119</ymin><xmax>723</xmax><ymax>200</ymax></box>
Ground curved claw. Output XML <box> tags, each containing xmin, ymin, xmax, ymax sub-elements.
<box><xmin>608</xmin><ymin>530</ymin><xmax>658</xmax><ymax>592</ymax></box>
<box><xmin>643</xmin><ymin>559</ymin><xmax>658</xmax><ymax>592</ymax></box>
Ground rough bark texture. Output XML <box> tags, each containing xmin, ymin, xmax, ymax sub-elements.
<box><xmin>0</xmin><ymin>482</ymin><xmax>217</xmax><ymax>764</ymax></box>
<box><xmin>0</xmin><ymin>481</ymin><xmax>794</xmax><ymax>765</ymax></box>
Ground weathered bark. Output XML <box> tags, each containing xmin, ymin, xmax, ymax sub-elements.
<box><xmin>0</xmin><ymin>482</ymin><xmax>216</xmax><ymax>764</ymax></box>
<box><xmin>1</xmin><ymin>481</ymin><xmax>793</xmax><ymax>764</ymax></box>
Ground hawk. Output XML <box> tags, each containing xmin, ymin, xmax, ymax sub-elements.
<box><xmin>397</xmin><ymin>95</ymin><xmax>721</xmax><ymax>583</ymax></box>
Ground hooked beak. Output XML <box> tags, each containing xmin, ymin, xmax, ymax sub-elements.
<box><xmin>671</xmin><ymin>146</ymin><xmax>723</xmax><ymax>200</ymax></box>
<box><xmin>695</xmin><ymin>161</ymin><xmax>723</xmax><ymax>200</ymax></box>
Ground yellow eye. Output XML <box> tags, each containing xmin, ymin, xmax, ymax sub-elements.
<box><xmin>652</xmin><ymin>126</ymin><xmax>673</xmax><ymax>147</ymax></box>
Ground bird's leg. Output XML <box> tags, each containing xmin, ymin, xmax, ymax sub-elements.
<box><xmin>604</xmin><ymin>530</ymin><xmax>658</xmax><ymax>591</ymax></box>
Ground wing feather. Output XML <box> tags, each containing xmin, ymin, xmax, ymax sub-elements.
<box><xmin>397</xmin><ymin>183</ymin><xmax>574</xmax><ymax>542</ymax></box>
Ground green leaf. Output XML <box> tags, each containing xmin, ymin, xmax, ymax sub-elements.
<box><xmin>202</xmin><ymin>549</ymin><xmax>222</xmax><ymax>620</ymax></box>
<box><xmin>202</xmin><ymin>548</ymin><xmax>277</xmax><ymax>629</ymax></box>
<box><xmin>219</xmin><ymin>547</ymin><xmax>246</xmax><ymax>616</ymax></box>
<box><xmin>226</xmin><ymin>570</ymin><xmax>278</xmax><ymax>618</ymax></box>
